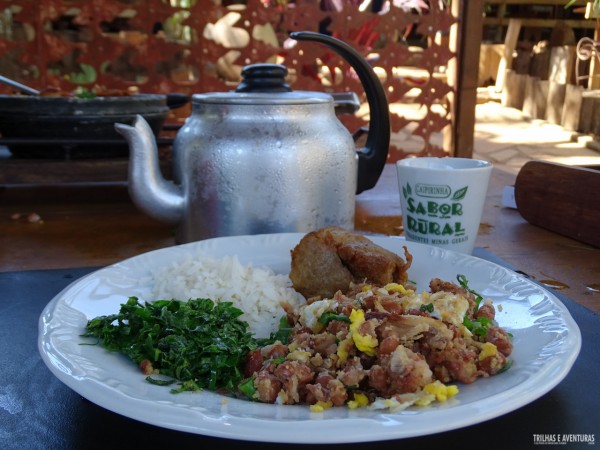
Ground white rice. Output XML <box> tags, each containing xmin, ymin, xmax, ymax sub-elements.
<box><xmin>151</xmin><ymin>253</ymin><xmax>305</xmax><ymax>338</ymax></box>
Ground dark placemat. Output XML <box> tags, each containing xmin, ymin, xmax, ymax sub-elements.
<box><xmin>1</xmin><ymin>251</ymin><xmax>598</xmax><ymax>450</ymax></box>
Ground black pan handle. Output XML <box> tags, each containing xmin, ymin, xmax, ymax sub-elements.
<box><xmin>166</xmin><ymin>93</ymin><xmax>190</xmax><ymax>110</ymax></box>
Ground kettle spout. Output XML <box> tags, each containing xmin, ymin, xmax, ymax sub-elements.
<box><xmin>115</xmin><ymin>115</ymin><xmax>184</xmax><ymax>225</ymax></box>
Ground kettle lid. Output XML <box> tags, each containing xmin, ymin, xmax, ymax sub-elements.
<box><xmin>192</xmin><ymin>63</ymin><xmax>333</xmax><ymax>105</ymax></box>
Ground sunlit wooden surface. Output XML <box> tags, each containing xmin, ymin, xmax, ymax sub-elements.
<box><xmin>1</xmin><ymin>164</ymin><xmax>598</xmax><ymax>314</ymax></box>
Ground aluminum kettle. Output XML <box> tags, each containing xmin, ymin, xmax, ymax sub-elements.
<box><xmin>115</xmin><ymin>31</ymin><xmax>390</xmax><ymax>243</ymax></box>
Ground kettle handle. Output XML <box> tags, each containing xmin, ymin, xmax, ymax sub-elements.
<box><xmin>290</xmin><ymin>31</ymin><xmax>390</xmax><ymax>194</ymax></box>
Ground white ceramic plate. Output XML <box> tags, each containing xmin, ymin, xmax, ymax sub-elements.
<box><xmin>38</xmin><ymin>233</ymin><xmax>581</xmax><ymax>443</ymax></box>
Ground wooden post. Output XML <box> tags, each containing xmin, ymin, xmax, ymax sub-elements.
<box><xmin>546</xmin><ymin>81</ymin><xmax>567</xmax><ymax>124</ymax></box>
<box><xmin>502</xmin><ymin>70</ymin><xmax>527</xmax><ymax>109</ymax></box>
<box><xmin>445</xmin><ymin>0</ymin><xmax>484</xmax><ymax>159</ymax></box>
<box><xmin>577</xmin><ymin>90</ymin><xmax>600</xmax><ymax>133</ymax></box>
<box><xmin>523</xmin><ymin>76</ymin><xmax>548</xmax><ymax>120</ymax></box>
<box><xmin>495</xmin><ymin>18</ymin><xmax>522</xmax><ymax>93</ymax></box>
<box><xmin>562</xmin><ymin>83</ymin><xmax>584</xmax><ymax>130</ymax></box>
<box><xmin>479</xmin><ymin>44</ymin><xmax>503</xmax><ymax>86</ymax></box>
<box><xmin>588</xmin><ymin>20</ymin><xmax>600</xmax><ymax>89</ymax></box>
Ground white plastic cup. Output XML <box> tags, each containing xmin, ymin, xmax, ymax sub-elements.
<box><xmin>396</xmin><ymin>157</ymin><xmax>493</xmax><ymax>254</ymax></box>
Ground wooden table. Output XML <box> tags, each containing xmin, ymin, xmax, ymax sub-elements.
<box><xmin>1</xmin><ymin>164</ymin><xmax>598</xmax><ymax>314</ymax></box>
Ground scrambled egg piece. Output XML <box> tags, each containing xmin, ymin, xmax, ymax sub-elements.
<box><xmin>415</xmin><ymin>381</ymin><xmax>459</xmax><ymax>406</ymax></box>
<box><xmin>368</xmin><ymin>382</ymin><xmax>459</xmax><ymax>411</ymax></box>
<box><xmin>478</xmin><ymin>342</ymin><xmax>498</xmax><ymax>361</ymax></box>
<box><xmin>310</xmin><ymin>400</ymin><xmax>333</xmax><ymax>413</ymax></box>
<box><xmin>287</xmin><ymin>349</ymin><xmax>311</xmax><ymax>363</ymax></box>
<box><xmin>368</xmin><ymin>393</ymin><xmax>421</xmax><ymax>411</ymax></box>
<box><xmin>347</xmin><ymin>393</ymin><xmax>370</xmax><ymax>409</ymax></box>
<box><xmin>336</xmin><ymin>335</ymin><xmax>354</xmax><ymax>365</ymax></box>
<box><xmin>383</xmin><ymin>282</ymin><xmax>415</xmax><ymax>295</ymax></box>
<box><xmin>349</xmin><ymin>309</ymin><xmax>378</xmax><ymax>356</ymax></box>
<box><xmin>298</xmin><ymin>299</ymin><xmax>337</xmax><ymax>332</ymax></box>
<box><xmin>401</xmin><ymin>291</ymin><xmax>469</xmax><ymax>327</ymax></box>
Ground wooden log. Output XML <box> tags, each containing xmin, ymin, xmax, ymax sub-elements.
<box><xmin>546</xmin><ymin>80</ymin><xmax>567</xmax><ymax>124</ymax></box>
<box><xmin>592</xmin><ymin>95</ymin><xmax>600</xmax><ymax>136</ymax></box>
<box><xmin>588</xmin><ymin>25</ymin><xmax>600</xmax><ymax>89</ymax></box>
<box><xmin>478</xmin><ymin>44</ymin><xmax>503</xmax><ymax>86</ymax></box>
<box><xmin>502</xmin><ymin>70</ymin><xmax>527</xmax><ymax>109</ymax></box>
<box><xmin>495</xmin><ymin>18</ymin><xmax>522</xmax><ymax>93</ymax></box>
<box><xmin>513</xmin><ymin>45</ymin><xmax>533</xmax><ymax>75</ymax></box>
<box><xmin>577</xmin><ymin>90</ymin><xmax>600</xmax><ymax>133</ymax></box>
<box><xmin>548</xmin><ymin>45</ymin><xmax>577</xmax><ymax>85</ymax></box>
<box><xmin>522</xmin><ymin>76</ymin><xmax>536</xmax><ymax>117</ymax></box>
<box><xmin>562</xmin><ymin>83</ymin><xmax>584</xmax><ymax>131</ymax></box>
<box><xmin>515</xmin><ymin>161</ymin><xmax>600</xmax><ymax>248</ymax></box>
<box><xmin>523</xmin><ymin>76</ymin><xmax>548</xmax><ymax>119</ymax></box>
<box><xmin>530</xmin><ymin>40</ymin><xmax>551</xmax><ymax>80</ymax></box>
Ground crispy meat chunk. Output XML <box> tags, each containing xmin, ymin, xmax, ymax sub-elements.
<box><xmin>289</xmin><ymin>229</ymin><xmax>354</xmax><ymax>299</ymax></box>
<box><xmin>290</xmin><ymin>227</ymin><xmax>412</xmax><ymax>298</ymax></box>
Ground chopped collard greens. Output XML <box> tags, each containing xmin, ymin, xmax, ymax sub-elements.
<box><xmin>456</xmin><ymin>274</ymin><xmax>483</xmax><ymax>309</ymax></box>
<box><xmin>82</xmin><ymin>297</ymin><xmax>263</xmax><ymax>393</ymax></box>
<box><xmin>456</xmin><ymin>274</ymin><xmax>496</xmax><ymax>338</ymax></box>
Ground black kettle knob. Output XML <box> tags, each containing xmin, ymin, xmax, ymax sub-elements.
<box><xmin>235</xmin><ymin>64</ymin><xmax>292</xmax><ymax>93</ymax></box>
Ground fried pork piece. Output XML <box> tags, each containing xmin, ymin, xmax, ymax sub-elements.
<box><xmin>290</xmin><ymin>227</ymin><xmax>412</xmax><ymax>298</ymax></box>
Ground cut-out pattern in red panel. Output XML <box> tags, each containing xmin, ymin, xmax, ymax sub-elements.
<box><xmin>0</xmin><ymin>0</ymin><xmax>457</xmax><ymax>161</ymax></box>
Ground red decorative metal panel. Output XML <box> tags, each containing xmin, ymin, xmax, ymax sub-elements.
<box><xmin>0</xmin><ymin>0</ymin><xmax>456</xmax><ymax>161</ymax></box>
